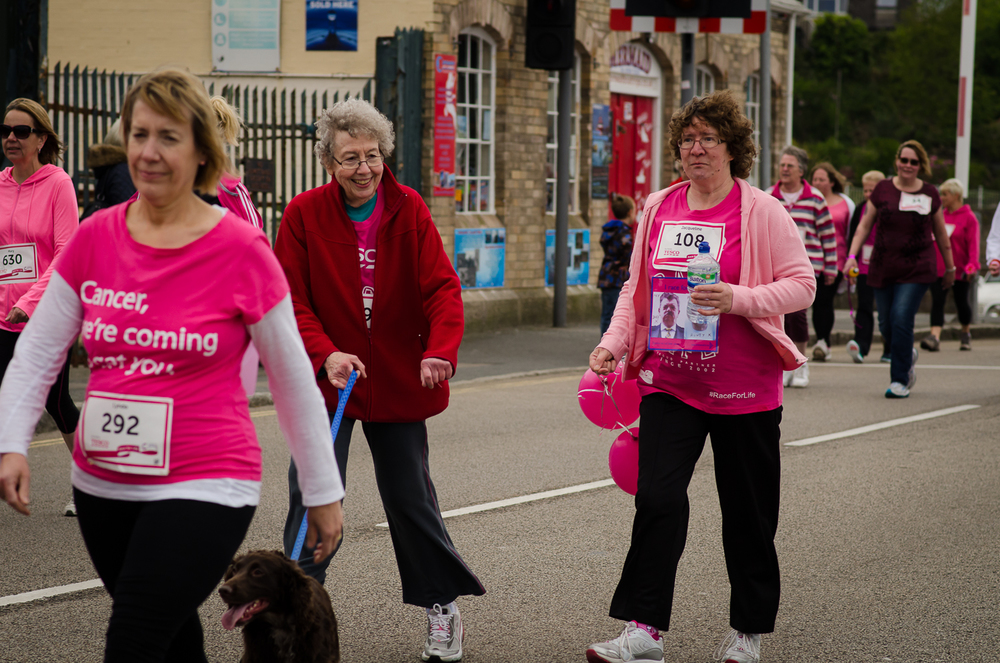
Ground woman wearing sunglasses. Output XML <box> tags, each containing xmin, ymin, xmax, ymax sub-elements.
<box><xmin>844</xmin><ymin>140</ymin><xmax>954</xmax><ymax>398</ymax></box>
<box><xmin>1</xmin><ymin>99</ymin><xmax>81</xmax><ymax>512</ymax></box>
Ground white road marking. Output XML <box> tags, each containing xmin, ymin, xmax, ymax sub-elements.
<box><xmin>814</xmin><ymin>363</ymin><xmax>1000</xmax><ymax>370</ymax></box>
<box><xmin>0</xmin><ymin>579</ymin><xmax>103</xmax><ymax>607</ymax></box>
<box><xmin>784</xmin><ymin>404</ymin><xmax>981</xmax><ymax>447</ymax></box>
<box><xmin>375</xmin><ymin>479</ymin><xmax>616</xmax><ymax>528</ymax></box>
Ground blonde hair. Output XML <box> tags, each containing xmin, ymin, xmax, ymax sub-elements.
<box><xmin>939</xmin><ymin>178</ymin><xmax>965</xmax><ymax>199</ymax></box>
<box><xmin>5</xmin><ymin>98</ymin><xmax>62</xmax><ymax>165</ymax></box>
<box><xmin>104</xmin><ymin>119</ymin><xmax>124</xmax><ymax>148</ymax></box>
<box><xmin>314</xmin><ymin>98</ymin><xmax>395</xmax><ymax>169</ymax></box>
<box><xmin>120</xmin><ymin>68</ymin><xmax>227</xmax><ymax>194</ymax></box>
<box><xmin>861</xmin><ymin>170</ymin><xmax>885</xmax><ymax>184</ymax></box>
<box><xmin>210</xmin><ymin>96</ymin><xmax>243</xmax><ymax>147</ymax></box>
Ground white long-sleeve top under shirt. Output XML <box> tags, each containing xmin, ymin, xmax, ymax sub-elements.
<box><xmin>0</xmin><ymin>273</ymin><xmax>343</xmax><ymax>509</ymax></box>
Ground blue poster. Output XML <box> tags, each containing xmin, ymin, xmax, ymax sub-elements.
<box><xmin>545</xmin><ymin>229</ymin><xmax>590</xmax><ymax>286</ymax></box>
<box><xmin>455</xmin><ymin>228</ymin><xmax>506</xmax><ymax>289</ymax></box>
<box><xmin>592</xmin><ymin>104</ymin><xmax>611</xmax><ymax>199</ymax></box>
<box><xmin>306</xmin><ymin>0</ymin><xmax>358</xmax><ymax>51</ymax></box>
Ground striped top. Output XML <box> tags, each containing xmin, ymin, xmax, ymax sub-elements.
<box><xmin>769</xmin><ymin>181</ymin><xmax>836</xmax><ymax>277</ymax></box>
<box><xmin>218</xmin><ymin>175</ymin><xmax>264</xmax><ymax>231</ymax></box>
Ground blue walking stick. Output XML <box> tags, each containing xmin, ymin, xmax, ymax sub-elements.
<box><xmin>291</xmin><ymin>369</ymin><xmax>358</xmax><ymax>564</ymax></box>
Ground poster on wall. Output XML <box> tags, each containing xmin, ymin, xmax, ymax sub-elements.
<box><xmin>306</xmin><ymin>0</ymin><xmax>358</xmax><ymax>51</ymax></box>
<box><xmin>212</xmin><ymin>0</ymin><xmax>281</xmax><ymax>72</ymax></box>
<box><xmin>592</xmin><ymin>104</ymin><xmax>611</xmax><ymax>199</ymax></box>
<box><xmin>545</xmin><ymin>229</ymin><xmax>590</xmax><ymax>286</ymax></box>
<box><xmin>454</xmin><ymin>228</ymin><xmax>505</xmax><ymax>289</ymax></box>
<box><xmin>433</xmin><ymin>54</ymin><xmax>458</xmax><ymax>197</ymax></box>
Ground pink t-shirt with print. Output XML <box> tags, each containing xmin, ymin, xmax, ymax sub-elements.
<box><xmin>353</xmin><ymin>185</ymin><xmax>384</xmax><ymax>328</ymax></box>
<box><xmin>56</xmin><ymin>203</ymin><xmax>289</xmax><ymax>485</ymax></box>
<box><xmin>638</xmin><ymin>183</ymin><xmax>782</xmax><ymax>414</ymax></box>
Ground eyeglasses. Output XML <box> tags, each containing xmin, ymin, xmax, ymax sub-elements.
<box><xmin>678</xmin><ymin>136</ymin><xmax>725</xmax><ymax>150</ymax></box>
<box><xmin>332</xmin><ymin>154</ymin><xmax>383</xmax><ymax>170</ymax></box>
<box><xmin>1</xmin><ymin>125</ymin><xmax>42</xmax><ymax>140</ymax></box>
<box><xmin>898</xmin><ymin>157</ymin><xmax>920</xmax><ymax>166</ymax></box>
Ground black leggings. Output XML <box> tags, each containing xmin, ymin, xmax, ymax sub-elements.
<box><xmin>0</xmin><ymin>328</ymin><xmax>79</xmax><ymax>434</ymax></box>
<box><xmin>812</xmin><ymin>273</ymin><xmax>844</xmax><ymax>346</ymax></box>
<box><xmin>929</xmin><ymin>278</ymin><xmax>972</xmax><ymax>327</ymax></box>
<box><xmin>74</xmin><ymin>490</ymin><xmax>255</xmax><ymax>663</ymax></box>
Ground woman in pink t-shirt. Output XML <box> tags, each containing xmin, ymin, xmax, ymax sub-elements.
<box><xmin>809</xmin><ymin>162</ymin><xmax>856</xmax><ymax>361</ymax></box>
<box><xmin>0</xmin><ymin>69</ymin><xmax>344</xmax><ymax>663</ymax></box>
<box><xmin>922</xmin><ymin>178</ymin><xmax>980</xmax><ymax>351</ymax></box>
<box><xmin>585</xmin><ymin>91</ymin><xmax>815</xmax><ymax>663</ymax></box>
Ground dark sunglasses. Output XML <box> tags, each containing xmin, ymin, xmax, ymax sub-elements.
<box><xmin>898</xmin><ymin>157</ymin><xmax>921</xmax><ymax>166</ymax></box>
<box><xmin>1</xmin><ymin>124</ymin><xmax>42</xmax><ymax>140</ymax></box>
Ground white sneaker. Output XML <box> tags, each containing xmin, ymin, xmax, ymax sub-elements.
<box><xmin>64</xmin><ymin>497</ymin><xmax>77</xmax><ymax>517</ymax></box>
<box><xmin>587</xmin><ymin>622</ymin><xmax>664</xmax><ymax>663</ymax></box>
<box><xmin>782</xmin><ymin>370</ymin><xmax>794</xmax><ymax>387</ymax></box>
<box><xmin>812</xmin><ymin>339</ymin><xmax>830</xmax><ymax>362</ymax></box>
<box><xmin>714</xmin><ymin>629</ymin><xmax>761</xmax><ymax>663</ymax></box>
<box><xmin>422</xmin><ymin>603</ymin><xmax>463</xmax><ymax>661</ymax></box>
<box><xmin>790</xmin><ymin>362</ymin><xmax>809</xmax><ymax>388</ymax></box>
<box><xmin>885</xmin><ymin>382</ymin><xmax>910</xmax><ymax>398</ymax></box>
<box><xmin>908</xmin><ymin>347</ymin><xmax>918</xmax><ymax>389</ymax></box>
<box><xmin>846</xmin><ymin>340</ymin><xmax>864</xmax><ymax>364</ymax></box>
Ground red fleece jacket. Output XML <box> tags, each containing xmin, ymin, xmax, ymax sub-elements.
<box><xmin>274</xmin><ymin>167</ymin><xmax>463</xmax><ymax>422</ymax></box>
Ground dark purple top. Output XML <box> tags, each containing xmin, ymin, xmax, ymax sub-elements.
<box><xmin>867</xmin><ymin>178</ymin><xmax>941</xmax><ymax>288</ymax></box>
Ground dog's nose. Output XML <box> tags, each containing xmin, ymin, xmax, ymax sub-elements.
<box><xmin>218</xmin><ymin>584</ymin><xmax>232</xmax><ymax>600</ymax></box>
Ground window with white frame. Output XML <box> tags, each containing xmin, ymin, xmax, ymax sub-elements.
<box><xmin>695</xmin><ymin>64</ymin><xmax>715</xmax><ymax>98</ymax></box>
<box><xmin>745</xmin><ymin>73</ymin><xmax>761</xmax><ymax>187</ymax></box>
<box><xmin>545</xmin><ymin>56</ymin><xmax>581</xmax><ymax>214</ymax></box>
<box><xmin>455</xmin><ymin>30</ymin><xmax>496</xmax><ymax>214</ymax></box>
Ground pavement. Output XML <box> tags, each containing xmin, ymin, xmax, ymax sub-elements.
<box><xmin>53</xmin><ymin>309</ymin><xmax>1000</xmax><ymax>416</ymax></box>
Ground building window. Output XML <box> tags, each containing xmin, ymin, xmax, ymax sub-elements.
<box><xmin>546</xmin><ymin>57</ymin><xmax>581</xmax><ymax>214</ymax></box>
<box><xmin>745</xmin><ymin>73</ymin><xmax>761</xmax><ymax>187</ymax></box>
<box><xmin>456</xmin><ymin>30</ymin><xmax>495</xmax><ymax>214</ymax></box>
<box><xmin>695</xmin><ymin>64</ymin><xmax>715</xmax><ymax>98</ymax></box>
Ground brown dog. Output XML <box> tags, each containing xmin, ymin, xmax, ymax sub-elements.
<box><xmin>219</xmin><ymin>550</ymin><xmax>339</xmax><ymax>663</ymax></box>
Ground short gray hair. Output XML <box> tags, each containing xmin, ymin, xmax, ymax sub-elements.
<box><xmin>314</xmin><ymin>98</ymin><xmax>395</xmax><ymax>169</ymax></box>
<box><xmin>782</xmin><ymin>145</ymin><xmax>809</xmax><ymax>175</ymax></box>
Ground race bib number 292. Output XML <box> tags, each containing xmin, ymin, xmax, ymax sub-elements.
<box><xmin>651</xmin><ymin>222</ymin><xmax>726</xmax><ymax>271</ymax></box>
<box><xmin>81</xmin><ymin>393</ymin><xmax>173</xmax><ymax>476</ymax></box>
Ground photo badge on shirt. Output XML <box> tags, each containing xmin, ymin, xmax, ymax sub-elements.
<box><xmin>649</xmin><ymin>276</ymin><xmax>719</xmax><ymax>353</ymax></box>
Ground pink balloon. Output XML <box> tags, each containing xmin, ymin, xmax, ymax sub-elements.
<box><xmin>577</xmin><ymin>366</ymin><xmax>641</xmax><ymax>429</ymax></box>
<box><xmin>609</xmin><ymin>428</ymin><xmax>640</xmax><ymax>495</ymax></box>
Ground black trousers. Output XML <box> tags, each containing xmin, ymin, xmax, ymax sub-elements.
<box><xmin>284</xmin><ymin>418</ymin><xmax>485</xmax><ymax>608</ymax></box>
<box><xmin>74</xmin><ymin>490</ymin><xmax>255</xmax><ymax>663</ymax></box>
<box><xmin>812</xmin><ymin>273</ymin><xmax>844</xmax><ymax>346</ymax></box>
<box><xmin>609</xmin><ymin>393</ymin><xmax>782</xmax><ymax>634</ymax></box>
<box><xmin>929</xmin><ymin>277</ymin><xmax>972</xmax><ymax>327</ymax></box>
<box><xmin>0</xmin><ymin>328</ymin><xmax>79</xmax><ymax>434</ymax></box>
<box><xmin>852</xmin><ymin>273</ymin><xmax>884</xmax><ymax>358</ymax></box>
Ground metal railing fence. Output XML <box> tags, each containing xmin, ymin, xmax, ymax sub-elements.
<box><xmin>46</xmin><ymin>63</ymin><xmax>373</xmax><ymax>242</ymax></box>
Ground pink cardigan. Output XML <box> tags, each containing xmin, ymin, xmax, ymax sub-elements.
<box><xmin>600</xmin><ymin>179</ymin><xmax>816</xmax><ymax>374</ymax></box>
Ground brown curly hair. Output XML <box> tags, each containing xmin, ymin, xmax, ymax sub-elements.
<box><xmin>667</xmin><ymin>90</ymin><xmax>756</xmax><ymax>180</ymax></box>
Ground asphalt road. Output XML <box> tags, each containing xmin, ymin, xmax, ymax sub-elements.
<box><xmin>2</xmin><ymin>335</ymin><xmax>999</xmax><ymax>662</ymax></box>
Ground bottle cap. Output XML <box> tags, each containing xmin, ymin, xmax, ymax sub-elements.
<box><xmin>698</xmin><ymin>241</ymin><xmax>710</xmax><ymax>253</ymax></box>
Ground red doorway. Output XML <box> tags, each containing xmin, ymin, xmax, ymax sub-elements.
<box><xmin>610</xmin><ymin>93</ymin><xmax>655</xmax><ymax>216</ymax></box>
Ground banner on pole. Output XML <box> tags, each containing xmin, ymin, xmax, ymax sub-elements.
<box><xmin>433</xmin><ymin>54</ymin><xmax>458</xmax><ymax>197</ymax></box>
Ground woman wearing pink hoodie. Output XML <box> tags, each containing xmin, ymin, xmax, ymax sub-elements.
<box><xmin>1</xmin><ymin>98</ymin><xmax>81</xmax><ymax>514</ymax></box>
<box><xmin>585</xmin><ymin>91</ymin><xmax>815</xmax><ymax>663</ymax></box>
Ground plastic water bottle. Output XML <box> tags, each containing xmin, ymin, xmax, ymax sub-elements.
<box><xmin>686</xmin><ymin>241</ymin><xmax>720</xmax><ymax>331</ymax></box>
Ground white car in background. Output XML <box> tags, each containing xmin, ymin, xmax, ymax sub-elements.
<box><xmin>978</xmin><ymin>273</ymin><xmax>1000</xmax><ymax>322</ymax></box>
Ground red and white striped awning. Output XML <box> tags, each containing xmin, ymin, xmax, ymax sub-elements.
<box><xmin>609</xmin><ymin>0</ymin><xmax>768</xmax><ymax>34</ymax></box>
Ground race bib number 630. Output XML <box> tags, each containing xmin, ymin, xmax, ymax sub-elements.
<box><xmin>81</xmin><ymin>393</ymin><xmax>173</xmax><ymax>476</ymax></box>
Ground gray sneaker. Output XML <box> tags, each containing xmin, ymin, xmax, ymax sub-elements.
<box><xmin>586</xmin><ymin>622</ymin><xmax>664</xmax><ymax>663</ymax></box>
<box><xmin>714</xmin><ymin>629</ymin><xmax>761</xmax><ymax>663</ymax></box>
<box><xmin>422</xmin><ymin>604</ymin><xmax>463</xmax><ymax>662</ymax></box>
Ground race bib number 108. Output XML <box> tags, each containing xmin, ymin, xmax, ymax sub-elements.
<box><xmin>81</xmin><ymin>393</ymin><xmax>173</xmax><ymax>476</ymax></box>
<box><xmin>651</xmin><ymin>222</ymin><xmax>726</xmax><ymax>271</ymax></box>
